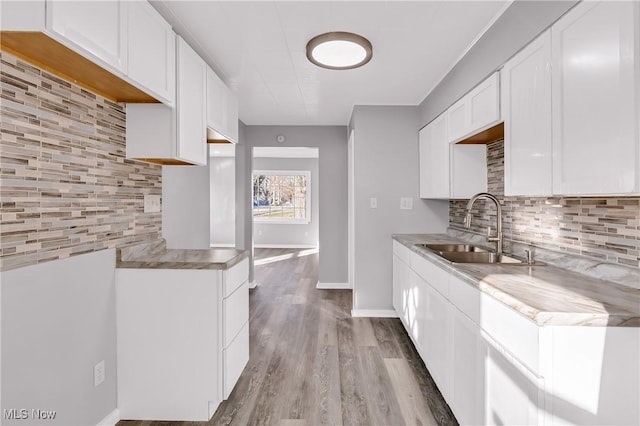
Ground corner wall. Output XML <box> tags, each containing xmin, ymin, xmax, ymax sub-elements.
<box><xmin>243</xmin><ymin>125</ymin><xmax>348</xmax><ymax>285</ymax></box>
<box><xmin>419</xmin><ymin>0</ymin><xmax>578</xmax><ymax>127</ymax></box>
<box><xmin>0</xmin><ymin>51</ymin><xmax>161</xmax><ymax>425</ymax></box>
<box><xmin>349</xmin><ymin>106</ymin><xmax>449</xmax><ymax>314</ymax></box>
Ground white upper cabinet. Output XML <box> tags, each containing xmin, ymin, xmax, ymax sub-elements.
<box><xmin>419</xmin><ymin>114</ymin><xmax>450</xmax><ymax>199</ymax></box>
<box><xmin>126</xmin><ymin>37</ymin><xmax>207</xmax><ymax>166</ymax></box>
<box><xmin>420</xmin><ymin>112</ymin><xmax>487</xmax><ymax>200</ymax></box>
<box><xmin>447</xmin><ymin>72</ymin><xmax>501</xmax><ymax>143</ymax></box>
<box><xmin>207</xmin><ymin>67</ymin><xmax>239</xmax><ymax>144</ymax></box>
<box><xmin>127</xmin><ymin>1</ymin><xmax>176</xmax><ymax>106</ymax></box>
<box><xmin>551</xmin><ymin>0</ymin><xmax>640</xmax><ymax>195</ymax></box>
<box><xmin>47</xmin><ymin>0</ymin><xmax>127</xmax><ymax>73</ymax></box>
<box><xmin>501</xmin><ymin>30</ymin><xmax>553</xmax><ymax>196</ymax></box>
<box><xmin>450</xmin><ymin>144</ymin><xmax>487</xmax><ymax>199</ymax></box>
<box><xmin>2</xmin><ymin>0</ymin><xmax>178</xmax><ymax>104</ymax></box>
<box><xmin>176</xmin><ymin>37</ymin><xmax>207</xmax><ymax>165</ymax></box>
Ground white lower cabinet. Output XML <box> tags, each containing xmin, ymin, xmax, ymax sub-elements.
<box><xmin>392</xmin><ymin>240</ymin><xmax>639</xmax><ymax>426</ymax></box>
<box><xmin>451</xmin><ymin>307</ymin><xmax>485</xmax><ymax>425</ymax></box>
<box><xmin>420</xmin><ymin>276</ymin><xmax>452</xmax><ymax>401</ymax></box>
<box><xmin>116</xmin><ymin>258</ymin><xmax>249</xmax><ymax>421</ymax></box>
<box><xmin>484</xmin><ymin>342</ymin><xmax>540</xmax><ymax>426</ymax></box>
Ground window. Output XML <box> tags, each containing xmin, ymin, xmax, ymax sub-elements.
<box><xmin>252</xmin><ymin>171</ymin><xmax>310</xmax><ymax>224</ymax></box>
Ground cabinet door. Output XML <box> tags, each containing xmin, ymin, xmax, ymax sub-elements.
<box><xmin>127</xmin><ymin>0</ymin><xmax>176</xmax><ymax>105</ymax></box>
<box><xmin>406</xmin><ymin>270</ymin><xmax>423</xmax><ymax>351</ymax></box>
<box><xmin>47</xmin><ymin>0</ymin><xmax>126</xmax><ymax>72</ymax></box>
<box><xmin>451</xmin><ymin>308</ymin><xmax>486</xmax><ymax>426</ymax></box>
<box><xmin>447</xmin><ymin>97</ymin><xmax>469</xmax><ymax>143</ymax></box>
<box><xmin>419</xmin><ymin>114</ymin><xmax>450</xmax><ymax>199</ymax></box>
<box><xmin>392</xmin><ymin>255</ymin><xmax>403</xmax><ymax>317</ymax></box>
<box><xmin>468</xmin><ymin>72</ymin><xmax>501</xmax><ymax>133</ymax></box>
<box><xmin>450</xmin><ymin>144</ymin><xmax>487</xmax><ymax>199</ymax></box>
<box><xmin>502</xmin><ymin>30</ymin><xmax>552</xmax><ymax>196</ymax></box>
<box><xmin>485</xmin><ymin>343</ymin><xmax>540</xmax><ymax>426</ymax></box>
<box><xmin>224</xmin><ymin>86</ymin><xmax>239</xmax><ymax>143</ymax></box>
<box><xmin>176</xmin><ymin>37</ymin><xmax>207</xmax><ymax>166</ymax></box>
<box><xmin>207</xmin><ymin>67</ymin><xmax>225</xmax><ymax>136</ymax></box>
<box><xmin>422</xmin><ymin>280</ymin><xmax>452</xmax><ymax>401</ymax></box>
<box><xmin>552</xmin><ymin>0</ymin><xmax>640</xmax><ymax>195</ymax></box>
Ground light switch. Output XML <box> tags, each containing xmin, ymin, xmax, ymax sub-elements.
<box><xmin>144</xmin><ymin>195</ymin><xmax>161</xmax><ymax>213</ymax></box>
<box><xmin>370</xmin><ymin>197</ymin><xmax>378</xmax><ymax>209</ymax></box>
<box><xmin>400</xmin><ymin>197</ymin><xmax>413</xmax><ymax>210</ymax></box>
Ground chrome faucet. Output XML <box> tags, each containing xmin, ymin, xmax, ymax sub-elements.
<box><xmin>464</xmin><ymin>192</ymin><xmax>503</xmax><ymax>254</ymax></box>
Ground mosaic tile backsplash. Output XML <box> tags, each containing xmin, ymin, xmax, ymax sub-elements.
<box><xmin>0</xmin><ymin>52</ymin><xmax>162</xmax><ymax>271</ymax></box>
<box><xmin>450</xmin><ymin>141</ymin><xmax>640</xmax><ymax>269</ymax></box>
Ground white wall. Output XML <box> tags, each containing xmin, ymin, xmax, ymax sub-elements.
<box><xmin>210</xmin><ymin>156</ymin><xmax>236</xmax><ymax>247</ymax></box>
<box><xmin>163</xmin><ymin>165</ymin><xmax>211</xmax><ymax>249</ymax></box>
<box><xmin>1</xmin><ymin>250</ymin><xmax>117</xmax><ymax>425</ymax></box>
<box><xmin>349</xmin><ymin>106</ymin><xmax>449</xmax><ymax>315</ymax></box>
<box><xmin>252</xmin><ymin>157</ymin><xmax>319</xmax><ymax>248</ymax></box>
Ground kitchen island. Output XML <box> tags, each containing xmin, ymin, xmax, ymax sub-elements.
<box><xmin>115</xmin><ymin>240</ymin><xmax>249</xmax><ymax>422</ymax></box>
<box><xmin>393</xmin><ymin>233</ymin><xmax>640</xmax><ymax>426</ymax></box>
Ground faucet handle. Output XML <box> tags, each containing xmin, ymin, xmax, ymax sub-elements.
<box><xmin>524</xmin><ymin>249</ymin><xmax>534</xmax><ymax>264</ymax></box>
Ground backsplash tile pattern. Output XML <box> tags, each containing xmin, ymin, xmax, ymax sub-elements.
<box><xmin>450</xmin><ymin>141</ymin><xmax>640</xmax><ymax>268</ymax></box>
<box><xmin>0</xmin><ymin>52</ymin><xmax>162</xmax><ymax>271</ymax></box>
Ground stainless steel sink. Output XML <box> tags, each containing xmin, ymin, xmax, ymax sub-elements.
<box><xmin>416</xmin><ymin>243</ymin><xmax>488</xmax><ymax>253</ymax></box>
<box><xmin>438</xmin><ymin>251</ymin><xmax>525</xmax><ymax>264</ymax></box>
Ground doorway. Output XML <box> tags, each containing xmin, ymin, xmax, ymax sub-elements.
<box><xmin>251</xmin><ymin>147</ymin><xmax>320</xmax><ymax>250</ymax></box>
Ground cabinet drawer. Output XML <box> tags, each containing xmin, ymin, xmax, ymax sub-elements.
<box><xmin>410</xmin><ymin>252</ymin><xmax>449</xmax><ymax>297</ymax></box>
<box><xmin>224</xmin><ymin>257</ymin><xmax>249</xmax><ymax>297</ymax></box>
<box><xmin>223</xmin><ymin>320</ymin><xmax>249</xmax><ymax>399</ymax></box>
<box><xmin>449</xmin><ymin>275</ymin><xmax>480</xmax><ymax>325</ymax></box>
<box><xmin>480</xmin><ymin>292</ymin><xmax>540</xmax><ymax>374</ymax></box>
<box><xmin>392</xmin><ymin>240</ymin><xmax>412</xmax><ymax>265</ymax></box>
<box><xmin>224</xmin><ymin>281</ymin><xmax>249</xmax><ymax>348</ymax></box>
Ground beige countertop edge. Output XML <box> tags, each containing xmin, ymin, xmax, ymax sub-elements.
<box><xmin>392</xmin><ymin>234</ymin><xmax>640</xmax><ymax>328</ymax></box>
<box><xmin>116</xmin><ymin>250</ymin><xmax>248</xmax><ymax>271</ymax></box>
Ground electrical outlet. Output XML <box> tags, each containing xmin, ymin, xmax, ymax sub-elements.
<box><xmin>94</xmin><ymin>360</ymin><xmax>105</xmax><ymax>387</ymax></box>
<box><xmin>400</xmin><ymin>197</ymin><xmax>413</xmax><ymax>210</ymax></box>
<box><xmin>144</xmin><ymin>195</ymin><xmax>161</xmax><ymax>213</ymax></box>
<box><xmin>370</xmin><ymin>197</ymin><xmax>378</xmax><ymax>209</ymax></box>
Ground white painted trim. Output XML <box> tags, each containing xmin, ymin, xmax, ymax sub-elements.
<box><xmin>253</xmin><ymin>244</ymin><xmax>317</xmax><ymax>249</ymax></box>
<box><xmin>248</xmin><ymin>280</ymin><xmax>257</xmax><ymax>289</ymax></box>
<box><xmin>96</xmin><ymin>409</ymin><xmax>120</xmax><ymax>426</ymax></box>
<box><xmin>316</xmin><ymin>281</ymin><xmax>351</xmax><ymax>290</ymax></box>
<box><xmin>209</xmin><ymin>243</ymin><xmax>236</xmax><ymax>248</ymax></box>
<box><xmin>351</xmin><ymin>309</ymin><xmax>398</xmax><ymax>318</ymax></box>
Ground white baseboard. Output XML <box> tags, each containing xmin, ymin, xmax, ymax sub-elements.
<box><xmin>97</xmin><ymin>409</ymin><xmax>119</xmax><ymax>426</ymax></box>
<box><xmin>209</xmin><ymin>243</ymin><xmax>235</xmax><ymax>248</ymax></box>
<box><xmin>253</xmin><ymin>243</ymin><xmax>317</xmax><ymax>249</ymax></box>
<box><xmin>248</xmin><ymin>280</ymin><xmax>257</xmax><ymax>289</ymax></box>
<box><xmin>316</xmin><ymin>281</ymin><xmax>351</xmax><ymax>289</ymax></box>
<box><xmin>351</xmin><ymin>309</ymin><xmax>398</xmax><ymax>318</ymax></box>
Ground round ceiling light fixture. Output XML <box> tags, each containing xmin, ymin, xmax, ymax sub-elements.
<box><xmin>306</xmin><ymin>32</ymin><xmax>372</xmax><ymax>70</ymax></box>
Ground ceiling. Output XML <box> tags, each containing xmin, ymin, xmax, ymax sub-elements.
<box><xmin>152</xmin><ymin>1</ymin><xmax>510</xmax><ymax>126</ymax></box>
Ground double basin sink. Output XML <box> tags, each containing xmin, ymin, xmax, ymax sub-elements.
<box><xmin>416</xmin><ymin>243</ymin><xmax>538</xmax><ymax>265</ymax></box>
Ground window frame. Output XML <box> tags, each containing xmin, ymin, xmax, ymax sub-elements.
<box><xmin>252</xmin><ymin>170</ymin><xmax>311</xmax><ymax>225</ymax></box>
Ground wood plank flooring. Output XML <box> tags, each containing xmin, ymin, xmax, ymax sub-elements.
<box><xmin>118</xmin><ymin>248</ymin><xmax>457</xmax><ymax>426</ymax></box>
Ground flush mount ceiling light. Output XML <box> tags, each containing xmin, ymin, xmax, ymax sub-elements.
<box><xmin>306</xmin><ymin>32</ymin><xmax>373</xmax><ymax>70</ymax></box>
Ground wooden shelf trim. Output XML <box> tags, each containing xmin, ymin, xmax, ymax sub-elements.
<box><xmin>455</xmin><ymin>122</ymin><xmax>505</xmax><ymax>145</ymax></box>
<box><xmin>1</xmin><ymin>31</ymin><xmax>159</xmax><ymax>103</ymax></box>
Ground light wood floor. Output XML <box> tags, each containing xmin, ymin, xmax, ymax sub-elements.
<box><xmin>119</xmin><ymin>248</ymin><xmax>457</xmax><ymax>426</ymax></box>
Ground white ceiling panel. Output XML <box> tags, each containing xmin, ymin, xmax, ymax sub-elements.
<box><xmin>152</xmin><ymin>1</ymin><xmax>510</xmax><ymax>125</ymax></box>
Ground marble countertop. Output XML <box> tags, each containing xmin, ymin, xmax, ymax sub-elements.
<box><xmin>116</xmin><ymin>239</ymin><xmax>248</xmax><ymax>270</ymax></box>
<box><xmin>393</xmin><ymin>234</ymin><xmax>640</xmax><ymax>327</ymax></box>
